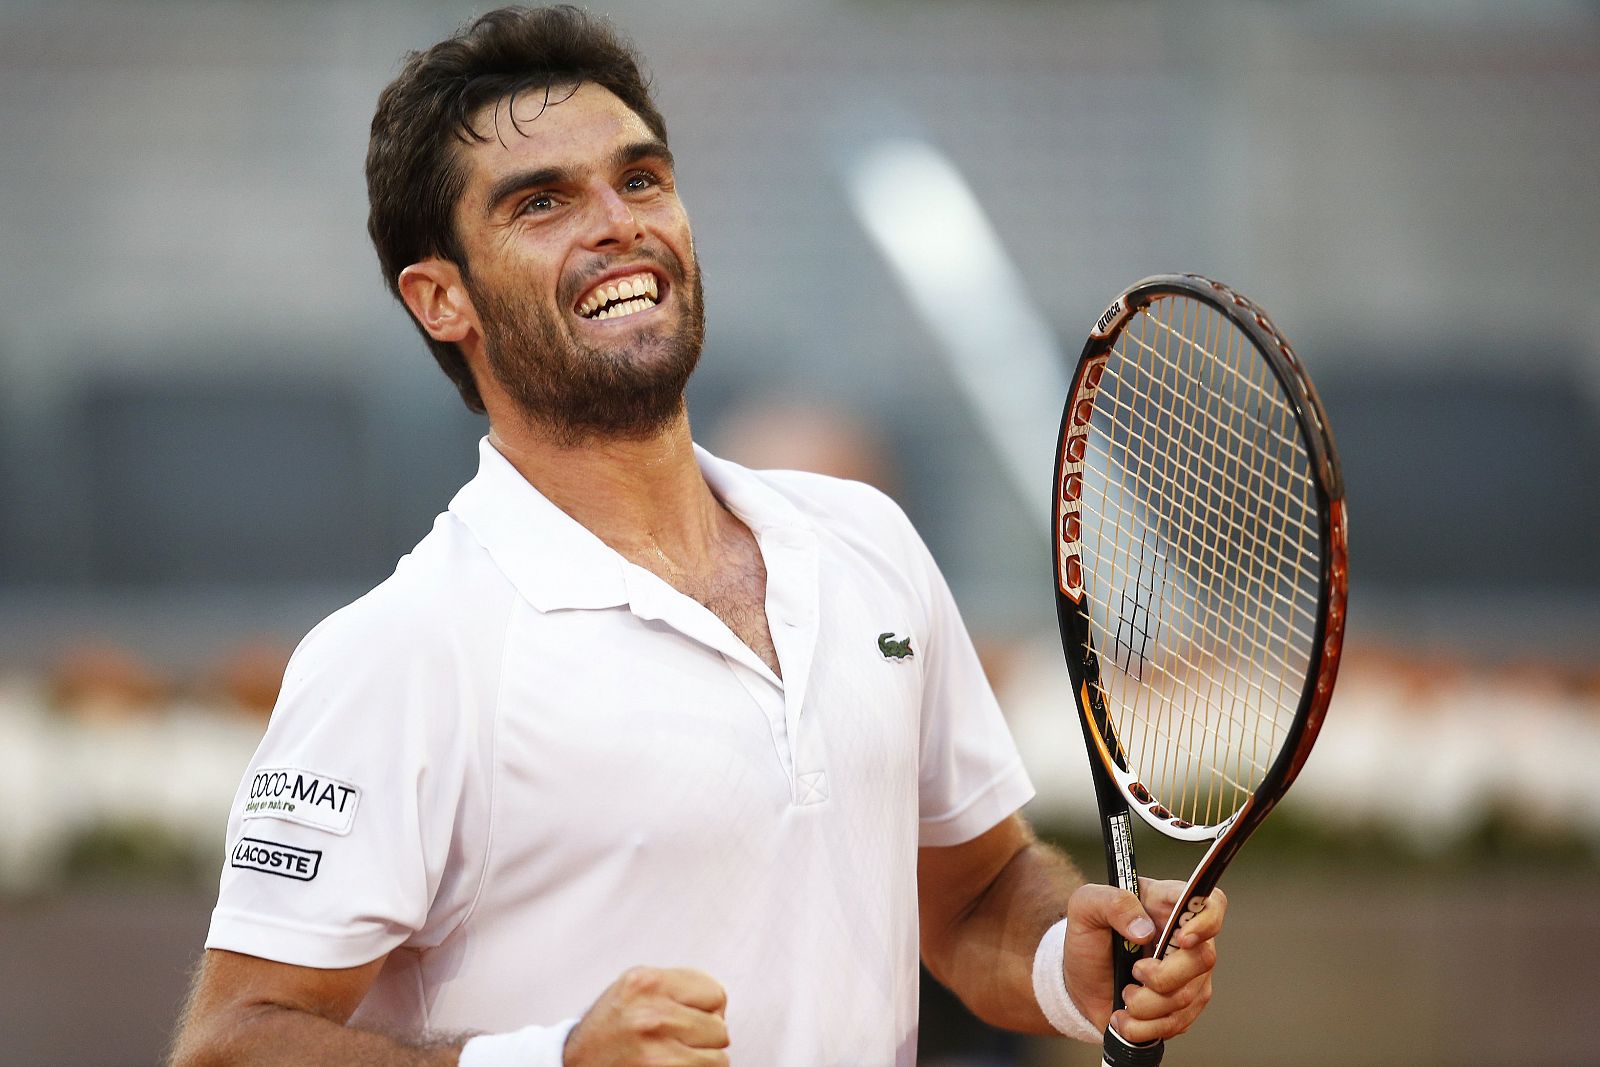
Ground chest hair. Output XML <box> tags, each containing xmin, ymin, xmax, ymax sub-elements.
<box><xmin>672</xmin><ymin>528</ymin><xmax>781</xmax><ymax>678</ymax></box>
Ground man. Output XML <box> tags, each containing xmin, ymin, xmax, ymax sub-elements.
<box><xmin>170</xmin><ymin>7</ymin><xmax>1225</xmax><ymax>1066</ymax></box>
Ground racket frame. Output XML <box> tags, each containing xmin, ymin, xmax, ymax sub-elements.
<box><xmin>1051</xmin><ymin>274</ymin><xmax>1348</xmax><ymax>1058</ymax></box>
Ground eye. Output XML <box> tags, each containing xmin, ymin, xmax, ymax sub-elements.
<box><xmin>623</xmin><ymin>170</ymin><xmax>658</xmax><ymax>193</ymax></box>
<box><xmin>519</xmin><ymin>192</ymin><xmax>556</xmax><ymax>215</ymax></box>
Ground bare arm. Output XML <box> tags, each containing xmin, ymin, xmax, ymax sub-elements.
<box><xmin>169</xmin><ymin>949</ymin><xmax>731</xmax><ymax>1067</ymax></box>
<box><xmin>167</xmin><ymin>949</ymin><xmax>459</xmax><ymax>1067</ymax></box>
<box><xmin>918</xmin><ymin>814</ymin><xmax>1081</xmax><ymax>1034</ymax></box>
<box><xmin>918</xmin><ymin>813</ymin><xmax>1225</xmax><ymax>1043</ymax></box>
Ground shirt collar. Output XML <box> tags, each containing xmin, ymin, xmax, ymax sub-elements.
<box><xmin>692</xmin><ymin>443</ymin><xmax>809</xmax><ymax>545</ymax></box>
<box><xmin>448</xmin><ymin>438</ymin><xmax>629</xmax><ymax>613</ymax></box>
<box><xmin>447</xmin><ymin>437</ymin><xmax>813</xmax><ymax>615</ymax></box>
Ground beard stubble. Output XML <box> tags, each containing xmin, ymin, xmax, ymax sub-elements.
<box><xmin>472</xmin><ymin>254</ymin><xmax>706</xmax><ymax>446</ymax></box>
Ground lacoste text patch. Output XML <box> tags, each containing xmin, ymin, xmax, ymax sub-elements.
<box><xmin>230</xmin><ymin>836</ymin><xmax>322</xmax><ymax>881</ymax></box>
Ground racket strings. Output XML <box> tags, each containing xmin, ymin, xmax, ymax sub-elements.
<box><xmin>1130</xmin><ymin>300</ymin><xmax>1313</xmax><ymax>824</ymax></box>
<box><xmin>1081</xmin><ymin>633</ymin><xmax>1273</xmax><ymax>789</ymax></box>
<box><xmin>1119</xmin><ymin>326</ymin><xmax>1314</xmax><ymax>507</ymax></box>
<box><xmin>1207</xmin><ymin>304</ymin><xmax>1312</xmax><ymax>818</ymax></box>
<box><xmin>1092</xmin><ymin>323</ymin><xmax>1320</xmax><ymax>656</ymax></box>
<box><xmin>1080</xmin><ymin>297</ymin><xmax>1320</xmax><ymax>828</ymax></box>
<box><xmin>1083</xmin><ymin>335</ymin><xmax>1320</xmax><ymax>650</ymax></box>
<box><xmin>1075</xmin><ymin>481</ymin><xmax>1311</xmax><ymax>685</ymax></box>
<box><xmin>1098</xmin><ymin>349</ymin><xmax>1320</xmax><ymax>573</ymax></box>
<box><xmin>1080</xmin><ymin>417</ymin><xmax>1319</xmax><ymax>640</ymax></box>
<box><xmin>1148</xmin><ymin>298</ymin><xmax>1312</xmax><ymax>825</ymax></box>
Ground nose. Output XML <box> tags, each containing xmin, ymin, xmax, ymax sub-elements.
<box><xmin>582</xmin><ymin>182</ymin><xmax>644</xmax><ymax>252</ymax></box>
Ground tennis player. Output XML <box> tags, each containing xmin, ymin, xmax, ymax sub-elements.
<box><xmin>168</xmin><ymin>7</ymin><xmax>1225</xmax><ymax>1066</ymax></box>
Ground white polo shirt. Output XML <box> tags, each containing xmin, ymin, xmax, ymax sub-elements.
<box><xmin>207</xmin><ymin>438</ymin><xmax>1033</xmax><ymax>1066</ymax></box>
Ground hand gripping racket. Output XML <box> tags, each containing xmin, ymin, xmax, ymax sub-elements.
<box><xmin>1052</xmin><ymin>274</ymin><xmax>1349</xmax><ymax>1066</ymax></box>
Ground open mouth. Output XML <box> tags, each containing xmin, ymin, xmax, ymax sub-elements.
<box><xmin>576</xmin><ymin>271</ymin><xmax>661</xmax><ymax>321</ymax></box>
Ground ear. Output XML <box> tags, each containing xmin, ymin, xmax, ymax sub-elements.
<box><xmin>397</xmin><ymin>259</ymin><xmax>477</xmax><ymax>344</ymax></box>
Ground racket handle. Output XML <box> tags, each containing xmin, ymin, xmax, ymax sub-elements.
<box><xmin>1105</xmin><ymin>927</ymin><xmax>1158</xmax><ymax>1065</ymax></box>
<box><xmin>1101</xmin><ymin>1027</ymin><xmax>1164</xmax><ymax>1067</ymax></box>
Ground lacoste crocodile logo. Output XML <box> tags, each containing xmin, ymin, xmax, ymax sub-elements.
<box><xmin>877</xmin><ymin>632</ymin><xmax>914</xmax><ymax>660</ymax></box>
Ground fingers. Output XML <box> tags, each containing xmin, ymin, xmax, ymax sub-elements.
<box><xmin>1136</xmin><ymin>881</ymin><xmax>1228</xmax><ymax>947</ymax></box>
<box><xmin>1171</xmin><ymin>886</ymin><xmax>1227</xmax><ymax>948</ymax></box>
<box><xmin>614</xmin><ymin>973</ymin><xmax>729</xmax><ymax>1048</ymax></box>
<box><xmin>1114</xmin><ymin>968</ymin><xmax>1214</xmax><ymax>1044</ymax></box>
<box><xmin>1063</xmin><ymin>882</ymin><xmax>1227</xmax><ymax>1041</ymax></box>
<box><xmin>1133</xmin><ymin>936</ymin><xmax>1218</xmax><ymax>996</ymax></box>
<box><xmin>1113</xmin><ymin>885</ymin><xmax>1226</xmax><ymax>1044</ymax></box>
<box><xmin>1134</xmin><ymin>876</ymin><xmax>1183</xmax><ymax>924</ymax></box>
<box><xmin>1067</xmin><ymin>882</ymin><xmax>1156</xmax><ymax>945</ymax></box>
<box><xmin>566</xmin><ymin>966</ymin><xmax>731</xmax><ymax>1067</ymax></box>
<box><xmin>634</xmin><ymin>966</ymin><xmax>728</xmax><ymax>1016</ymax></box>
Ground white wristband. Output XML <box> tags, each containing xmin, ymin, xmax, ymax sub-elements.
<box><xmin>459</xmin><ymin>1019</ymin><xmax>579</xmax><ymax>1067</ymax></box>
<box><xmin>1032</xmin><ymin>916</ymin><xmax>1101</xmax><ymax>1042</ymax></box>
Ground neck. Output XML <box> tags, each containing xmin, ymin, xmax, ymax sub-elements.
<box><xmin>486</xmin><ymin>408</ymin><xmax>727</xmax><ymax>568</ymax></box>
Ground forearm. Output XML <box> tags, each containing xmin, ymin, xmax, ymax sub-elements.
<box><xmin>169</xmin><ymin>1002</ymin><xmax>463</xmax><ymax>1067</ymax></box>
<box><xmin>921</xmin><ymin>835</ymin><xmax>1087</xmax><ymax>1033</ymax></box>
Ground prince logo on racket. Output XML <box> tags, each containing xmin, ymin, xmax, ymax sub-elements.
<box><xmin>169</xmin><ymin>9</ymin><xmax>1229</xmax><ymax>1067</ymax></box>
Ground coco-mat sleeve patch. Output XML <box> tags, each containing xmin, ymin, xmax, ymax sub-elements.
<box><xmin>240</xmin><ymin>767</ymin><xmax>361</xmax><ymax>835</ymax></box>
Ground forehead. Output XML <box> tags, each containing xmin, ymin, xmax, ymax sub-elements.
<box><xmin>457</xmin><ymin>81</ymin><xmax>656</xmax><ymax>199</ymax></box>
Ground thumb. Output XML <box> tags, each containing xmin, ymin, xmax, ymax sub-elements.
<box><xmin>1068</xmin><ymin>882</ymin><xmax>1156</xmax><ymax>945</ymax></box>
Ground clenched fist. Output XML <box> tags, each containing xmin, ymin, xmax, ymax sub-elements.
<box><xmin>564</xmin><ymin>966</ymin><xmax>730</xmax><ymax>1066</ymax></box>
<box><xmin>1064</xmin><ymin>879</ymin><xmax>1227</xmax><ymax>1045</ymax></box>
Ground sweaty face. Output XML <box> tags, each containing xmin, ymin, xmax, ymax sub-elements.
<box><xmin>455</xmin><ymin>83</ymin><xmax>705</xmax><ymax>443</ymax></box>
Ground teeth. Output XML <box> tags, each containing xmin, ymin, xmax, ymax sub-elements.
<box><xmin>579</xmin><ymin>272</ymin><xmax>661</xmax><ymax>319</ymax></box>
<box><xmin>594</xmin><ymin>297</ymin><xmax>657</xmax><ymax>321</ymax></box>
<box><xmin>578</xmin><ymin>272</ymin><xmax>661</xmax><ymax>317</ymax></box>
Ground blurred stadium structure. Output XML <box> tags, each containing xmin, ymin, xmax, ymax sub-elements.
<box><xmin>0</xmin><ymin>1</ymin><xmax>1596</xmax><ymax>1065</ymax></box>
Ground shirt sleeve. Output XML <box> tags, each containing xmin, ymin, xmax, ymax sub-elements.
<box><xmin>205</xmin><ymin>583</ymin><xmax>498</xmax><ymax>969</ymax></box>
<box><xmin>901</xmin><ymin>515</ymin><xmax>1036</xmax><ymax>847</ymax></box>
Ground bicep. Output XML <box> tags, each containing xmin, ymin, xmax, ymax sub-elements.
<box><xmin>917</xmin><ymin>813</ymin><xmax>1035</xmax><ymax>955</ymax></box>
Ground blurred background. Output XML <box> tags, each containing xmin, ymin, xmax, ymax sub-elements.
<box><xmin>1</xmin><ymin>0</ymin><xmax>1596</xmax><ymax>1064</ymax></box>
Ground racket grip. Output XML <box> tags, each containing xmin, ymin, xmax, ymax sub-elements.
<box><xmin>1101</xmin><ymin>1027</ymin><xmax>1164</xmax><ymax>1067</ymax></box>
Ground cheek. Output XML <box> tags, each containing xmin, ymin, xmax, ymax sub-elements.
<box><xmin>493</xmin><ymin>248</ymin><xmax>575</xmax><ymax>312</ymax></box>
<box><xmin>667</xmin><ymin>229</ymin><xmax>699</xmax><ymax>283</ymax></box>
<box><xmin>643</xmin><ymin>202</ymin><xmax>693</xmax><ymax>254</ymax></box>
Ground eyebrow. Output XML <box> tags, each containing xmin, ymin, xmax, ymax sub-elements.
<box><xmin>482</xmin><ymin>138</ymin><xmax>675</xmax><ymax>217</ymax></box>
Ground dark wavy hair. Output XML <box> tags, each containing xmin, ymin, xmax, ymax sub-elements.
<box><xmin>366</xmin><ymin>5</ymin><xmax>667</xmax><ymax>412</ymax></box>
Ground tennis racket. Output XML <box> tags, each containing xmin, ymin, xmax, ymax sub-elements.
<box><xmin>1052</xmin><ymin>274</ymin><xmax>1348</xmax><ymax>1066</ymax></box>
